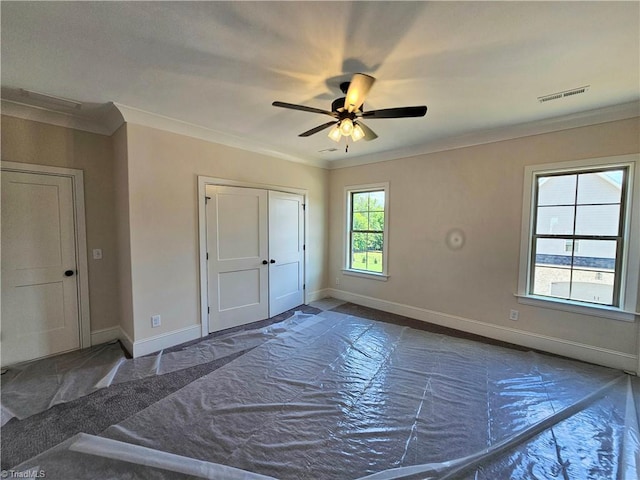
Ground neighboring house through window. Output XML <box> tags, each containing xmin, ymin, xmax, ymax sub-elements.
<box><xmin>344</xmin><ymin>183</ymin><xmax>389</xmax><ymax>279</ymax></box>
<box><xmin>518</xmin><ymin>155</ymin><xmax>639</xmax><ymax>320</ymax></box>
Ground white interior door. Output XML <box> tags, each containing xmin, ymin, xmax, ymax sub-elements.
<box><xmin>268</xmin><ymin>191</ymin><xmax>305</xmax><ymax>317</ymax></box>
<box><xmin>1</xmin><ymin>171</ymin><xmax>80</xmax><ymax>366</ymax></box>
<box><xmin>206</xmin><ymin>185</ymin><xmax>269</xmax><ymax>332</ymax></box>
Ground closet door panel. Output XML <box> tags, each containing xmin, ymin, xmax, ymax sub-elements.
<box><xmin>206</xmin><ymin>186</ymin><xmax>269</xmax><ymax>332</ymax></box>
<box><xmin>269</xmin><ymin>191</ymin><xmax>305</xmax><ymax>317</ymax></box>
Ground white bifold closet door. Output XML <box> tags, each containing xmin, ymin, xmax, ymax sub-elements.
<box><xmin>267</xmin><ymin>190</ymin><xmax>304</xmax><ymax>318</ymax></box>
<box><xmin>206</xmin><ymin>185</ymin><xmax>304</xmax><ymax>333</ymax></box>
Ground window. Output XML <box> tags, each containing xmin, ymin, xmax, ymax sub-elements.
<box><xmin>345</xmin><ymin>183</ymin><xmax>389</xmax><ymax>278</ymax></box>
<box><xmin>518</xmin><ymin>155</ymin><xmax>639</xmax><ymax>320</ymax></box>
<box><xmin>564</xmin><ymin>240</ymin><xmax>579</xmax><ymax>253</ymax></box>
<box><xmin>531</xmin><ymin>167</ymin><xmax>626</xmax><ymax>306</ymax></box>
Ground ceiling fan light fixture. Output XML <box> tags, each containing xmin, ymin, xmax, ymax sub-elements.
<box><xmin>272</xmin><ymin>72</ymin><xmax>425</xmax><ymax>146</ymax></box>
<box><xmin>328</xmin><ymin>125</ymin><xmax>342</xmax><ymax>142</ymax></box>
<box><xmin>351</xmin><ymin>124</ymin><xmax>365</xmax><ymax>142</ymax></box>
<box><xmin>339</xmin><ymin>118</ymin><xmax>354</xmax><ymax>136</ymax></box>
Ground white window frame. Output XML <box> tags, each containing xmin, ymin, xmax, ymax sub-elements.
<box><xmin>343</xmin><ymin>182</ymin><xmax>390</xmax><ymax>280</ymax></box>
<box><xmin>517</xmin><ymin>154</ymin><xmax>640</xmax><ymax>322</ymax></box>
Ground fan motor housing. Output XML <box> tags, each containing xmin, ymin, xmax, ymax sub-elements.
<box><xmin>331</xmin><ymin>97</ymin><xmax>362</xmax><ymax>116</ymax></box>
<box><xmin>331</xmin><ymin>97</ymin><xmax>344</xmax><ymax>112</ymax></box>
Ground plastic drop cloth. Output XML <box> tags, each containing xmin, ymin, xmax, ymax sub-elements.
<box><xmin>10</xmin><ymin>311</ymin><xmax>640</xmax><ymax>479</ymax></box>
<box><xmin>1</xmin><ymin>312</ymin><xmax>312</xmax><ymax>425</ymax></box>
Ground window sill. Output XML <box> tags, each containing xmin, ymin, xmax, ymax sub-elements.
<box><xmin>515</xmin><ymin>294</ymin><xmax>638</xmax><ymax>322</ymax></box>
<box><xmin>342</xmin><ymin>269</ymin><xmax>389</xmax><ymax>282</ymax></box>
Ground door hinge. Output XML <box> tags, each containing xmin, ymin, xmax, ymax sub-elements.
<box><xmin>205</xmin><ymin>196</ymin><xmax>211</xmax><ymax>204</ymax></box>
<box><xmin>206</xmin><ymin>252</ymin><xmax>209</xmax><ymax>260</ymax></box>
<box><xmin>207</xmin><ymin>306</ymin><xmax>210</xmax><ymax>314</ymax></box>
<box><xmin>302</xmin><ymin>203</ymin><xmax>306</xmax><ymax>211</ymax></box>
<box><xmin>303</xmin><ymin>283</ymin><xmax>306</xmax><ymax>290</ymax></box>
<box><xmin>303</xmin><ymin>244</ymin><xmax>306</xmax><ymax>251</ymax></box>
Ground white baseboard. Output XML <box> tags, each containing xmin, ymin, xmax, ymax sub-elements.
<box><xmin>91</xmin><ymin>326</ymin><xmax>134</xmax><ymax>357</ymax></box>
<box><xmin>327</xmin><ymin>288</ymin><xmax>638</xmax><ymax>373</ymax></box>
<box><xmin>132</xmin><ymin>324</ymin><xmax>201</xmax><ymax>358</ymax></box>
<box><xmin>306</xmin><ymin>288</ymin><xmax>330</xmax><ymax>303</ymax></box>
<box><xmin>119</xmin><ymin>328</ymin><xmax>134</xmax><ymax>357</ymax></box>
<box><xmin>90</xmin><ymin>326</ymin><xmax>121</xmax><ymax>346</ymax></box>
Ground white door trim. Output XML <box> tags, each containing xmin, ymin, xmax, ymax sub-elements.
<box><xmin>1</xmin><ymin>161</ymin><xmax>92</xmax><ymax>350</ymax></box>
<box><xmin>197</xmin><ymin>176</ymin><xmax>308</xmax><ymax>337</ymax></box>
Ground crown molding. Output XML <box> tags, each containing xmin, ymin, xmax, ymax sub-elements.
<box><xmin>328</xmin><ymin>101</ymin><xmax>640</xmax><ymax>169</ymax></box>
<box><xmin>1</xmin><ymin>99</ymin><xmax>124</xmax><ymax>136</ymax></box>
<box><xmin>0</xmin><ymin>97</ymin><xmax>326</xmax><ymax>169</ymax></box>
<box><xmin>113</xmin><ymin>103</ymin><xmax>328</xmax><ymax>169</ymax></box>
<box><xmin>4</xmin><ymin>96</ymin><xmax>636</xmax><ymax>171</ymax></box>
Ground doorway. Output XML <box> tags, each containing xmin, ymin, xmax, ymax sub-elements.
<box><xmin>199</xmin><ymin>179</ymin><xmax>306</xmax><ymax>334</ymax></box>
<box><xmin>1</xmin><ymin>163</ymin><xmax>91</xmax><ymax>366</ymax></box>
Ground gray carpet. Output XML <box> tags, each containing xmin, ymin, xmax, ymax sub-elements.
<box><xmin>1</xmin><ymin>304</ymin><xmax>321</xmax><ymax>470</ymax></box>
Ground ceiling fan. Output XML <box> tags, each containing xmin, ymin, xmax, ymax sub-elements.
<box><xmin>272</xmin><ymin>73</ymin><xmax>427</xmax><ymax>144</ymax></box>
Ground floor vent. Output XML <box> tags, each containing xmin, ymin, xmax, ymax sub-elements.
<box><xmin>538</xmin><ymin>86</ymin><xmax>589</xmax><ymax>103</ymax></box>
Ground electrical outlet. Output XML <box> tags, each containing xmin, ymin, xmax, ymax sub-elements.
<box><xmin>151</xmin><ymin>314</ymin><xmax>161</xmax><ymax>328</ymax></box>
<box><xmin>509</xmin><ymin>309</ymin><xmax>519</xmax><ymax>321</ymax></box>
<box><xmin>335</xmin><ymin>277</ymin><xmax>340</xmax><ymax>285</ymax></box>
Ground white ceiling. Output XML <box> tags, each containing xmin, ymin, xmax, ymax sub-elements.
<box><xmin>2</xmin><ymin>1</ymin><xmax>639</xmax><ymax>169</ymax></box>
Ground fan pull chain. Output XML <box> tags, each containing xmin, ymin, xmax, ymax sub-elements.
<box><xmin>345</xmin><ymin>142</ymin><xmax>349</xmax><ymax>153</ymax></box>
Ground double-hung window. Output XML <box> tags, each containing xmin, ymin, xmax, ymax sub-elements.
<box><xmin>345</xmin><ymin>183</ymin><xmax>389</xmax><ymax>278</ymax></box>
<box><xmin>518</xmin><ymin>155</ymin><xmax>639</xmax><ymax>320</ymax></box>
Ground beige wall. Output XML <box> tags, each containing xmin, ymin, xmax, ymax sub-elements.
<box><xmin>4</xmin><ymin>112</ymin><xmax>636</xmax><ymax>365</ymax></box>
<box><xmin>1</xmin><ymin>115</ymin><xmax>120</xmax><ymax>333</ymax></box>
<box><xmin>112</xmin><ymin>124</ymin><xmax>134</xmax><ymax>341</ymax></box>
<box><xmin>123</xmin><ymin>123</ymin><xmax>329</xmax><ymax>341</ymax></box>
<box><xmin>329</xmin><ymin>118</ymin><xmax>640</xmax><ymax>358</ymax></box>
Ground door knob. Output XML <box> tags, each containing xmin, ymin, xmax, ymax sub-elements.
<box><xmin>270</xmin><ymin>259</ymin><xmax>276</xmax><ymax>264</ymax></box>
<box><xmin>262</xmin><ymin>260</ymin><xmax>268</xmax><ymax>265</ymax></box>
<box><xmin>64</xmin><ymin>270</ymin><xmax>75</xmax><ymax>277</ymax></box>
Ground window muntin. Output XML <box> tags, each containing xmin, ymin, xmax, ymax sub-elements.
<box><xmin>530</xmin><ymin>167</ymin><xmax>627</xmax><ymax>307</ymax></box>
<box><xmin>346</xmin><ymin>186</ymin><xmax>388</xmax><ymax>275</ymax></box>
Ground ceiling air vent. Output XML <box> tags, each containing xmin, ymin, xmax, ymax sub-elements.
<box><xmin>19</xmin><ymin>88</ymin><xmax>83</xmax><ymax>110</ymax></box>
<box><xmin>318</xmin><ymin>148</ymin><xmax>339</xmax><ymax>153</ymax></box>
<box><xmin>538</xmin><ymin>85</ymin><xmax>590</xmax><ymax>104</ymax></box>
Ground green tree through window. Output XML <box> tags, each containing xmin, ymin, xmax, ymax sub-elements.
<box><xmin>350</xmin><ymin>190</ymin><xmax>385</xmax><ymax>273</ymax></box>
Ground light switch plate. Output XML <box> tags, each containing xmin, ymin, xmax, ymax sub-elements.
<box><xmin>92</xmin><ymin>249</ymin><xmax>103</xmax><ymax>260</ymax></box>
